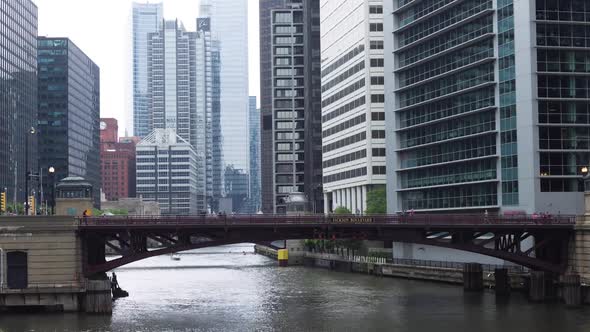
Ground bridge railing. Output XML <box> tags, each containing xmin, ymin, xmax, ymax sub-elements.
<box><xmin>77</xmin><ymin>213</ymin><xmax>577</xmax><ymax>227</ymax></box>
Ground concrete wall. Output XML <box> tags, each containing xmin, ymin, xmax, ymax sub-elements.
<box><xmin>0</xmin><ymin>217</ymin><xmax>84</xmax><ymax>311</ymax></box>
<box><xmin>392</xmin><ymin>242</ymin><xmax>508</xmax><ymax>266</ymax></box>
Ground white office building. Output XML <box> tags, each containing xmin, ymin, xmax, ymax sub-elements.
<box><xmin>320</xmin><ymin>0</ymin><xmax>386</xmax><ymax>214</ymax></box>
<box><xmin>136</xmin><ymin>129</ymin><xmax>200</xmax><ymax>215</ymax></box>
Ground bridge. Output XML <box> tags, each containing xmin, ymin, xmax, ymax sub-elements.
<box><xmin>0</xmin><ymin>214</ymin><xmax>588</xmax><ymax>312</ymax></box>
<box><xmin>80</xmin><ymin>214</ymin><xmax>576</xmax><ymax>275</ymax></box>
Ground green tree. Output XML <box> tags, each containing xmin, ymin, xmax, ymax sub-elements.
<box><xmin>333</xmin><ymin>206</ymin><xmax>352</xmax><ymax>214</ymax></box>
<box><xmin>365</xmin><ymin>186</ymin><xmax>386</xmax><ymax>214</ymax></box>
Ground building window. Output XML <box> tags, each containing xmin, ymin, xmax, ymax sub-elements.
<box><xmin>371</xmin><ymin>94</ymin><xmax>385</xmax><ymax>103</ymax></box>
<box><xmin>370</xmin><ymin>40</ymin><xmax>384</xmax><ymax>49</ymax></box>
<box><xmin>370</xmin><ymin>58</ymin><xmax>384</xmax><ymax>67</ymax></box>
<box><xmin>369</xmin><ymin>5</ymin><xmax>383</xmax><ymax>14</ymax></box>
<box><xmin>371</xmin><ymin>76</ymin><xmax>384</xmax><ymax>85</ymax></box>
<box><xmin>369</xmin><ymin>23</ymin><xmax>383</xmax><ymax>32</ymax></box>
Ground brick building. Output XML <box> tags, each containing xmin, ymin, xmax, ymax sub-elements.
<box><xmin>100</xmin><ymin>119</ymin><xmax>137</xmax><ymax>201</ymax></box>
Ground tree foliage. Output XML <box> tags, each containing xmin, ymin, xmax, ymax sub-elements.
<box><xmin>365</xmin><ymin>186</ymin><xmax>386</xmax><ymax>214</ymax></box>
<box><xmin>333</xmin><ymin>206</ymin><xmax>352</xmax><ymax>214</ymax></box>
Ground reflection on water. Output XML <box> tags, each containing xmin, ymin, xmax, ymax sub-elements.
<box><xmin>1</xmin><ymin>244</ymin><xmax>590</xmax><ymax>332</ymax></box>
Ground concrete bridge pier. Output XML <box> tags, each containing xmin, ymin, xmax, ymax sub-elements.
<box><xmin>561</xmin><ymin>274</ymin><xmax>582</xmax><ymax>306</ymax></box>
<box><xmin>82</xmin><ymin>279</ymin><xmax>112</xmax><ymax>314</ymax></box>
<box><xmin>494</xmin><ymin>268</ymin><xmax>510</xmax><ymax>297</ymax></box>
<box><xmin>529</xmin><ymin>271</ymin><xmax>557</xmax><ymax>302</ymax></box>
<box><xmin>463</xmin><ymin>263</ymin><xmax>483</xmax><ymax>292</ymax></box>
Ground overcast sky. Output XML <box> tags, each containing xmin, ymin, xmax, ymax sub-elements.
<box><xmin>34</xmin><ymin>0</ymin><xmax>260</xmax><ymax>136</ymax></box>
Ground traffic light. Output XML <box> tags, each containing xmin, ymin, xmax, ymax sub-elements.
<box><xmin>28</xmin><ymin>195</ymin><xmax>35</xmax><ymax>216</ymax></box>
<box><xmin>0</xmin><ymin>191</ymin><xmax>6</xmax><ymax>213</ymax></box>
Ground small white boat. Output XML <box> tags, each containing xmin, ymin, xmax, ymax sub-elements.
<box><xmin>171</xmin><ymin>254</ymin><xmax>181</xmax><ymax>261</ymax></box>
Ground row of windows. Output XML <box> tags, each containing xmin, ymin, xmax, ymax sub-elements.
<box><xmin>399</xmin><ymin>63</ymin><xmax>495</xmax><ymax>108</ymax></box>
<box><xmin>539</xmin><ymin>126</ymin><xmax>590</xmax><ymax>150</ymax></box>
<box><xmin>539</xmin><ymin>100</ymin><xmax>590</xmax><ymax>124</ymax></box>
<box><xmin>541</xmin><ymin>179</ymin><xmax>583</xmax><ymax>192</ymax></box>
<box><xmin>398</xmin><ymin>39</ymin><xmax>494</xmax><ymax>87</ymax></box>
<box><xmin>322</xmin><ymin>96</ymin><xmax>365</xmax><ymax>123</ymax></box>
<box><xmin>323</xmin><ymin>167</ymin><xmax>367</xmax><ymax>184</ymax></box>
<box><xmin>401</xmin><ymin>183</ymin><xmax>497</xmax><ymax>210</ymax></box>
<box><xmin>400</xmin><ymin>134</ymin><xmax>497</xmax><ymax>168</ymax></box>
<box><xmin>537</xmin><ymin>49</ymin><xmax>590</xmax><ymax>73</ymax></box>
<box><xmin>401</xmin><ymin>158</ymin><xmax>497</xmax><ymax>189</ymax></box>
<box><xmin>536</xmin><ymin>0</ymin><xmax>590</xmax><ymax>22</ymax></box>
<box><xmin>321</xmin><ymin>60</ymin><xmax>364</xmax><ymax>93</ymax></box>
<box><xmin>322</xmin><ymin>44</ymin><xmax>364</xmax><ymax>78</ymax></box>
<box><xmin>322</xmin><ymin>114</ymin><xmax>366</xmax><ymax>138</ymax></box>
<box><xmin>537</xmin><ymin>23</ymin><xmax>590</xmax><ymax>48</ymax></box>
<box><xmin>400</xmin><ymin>111</ymin><xmax>496</xmax><ymax>149</ymax></box>
<box><xmin>397</xmin><ymin>0</ymin><xmax>455</xmax><ymax>28</ymax></box>
<box><xmin>323</xmin><ymin>149</ymin><xmax>367</xmax><ymax>169</ymax></box>
<box><xmin>538</xmin><ymin>75</ymin><xmax>590</xmax><ymax>99</ymax></box>
<box><xmin>398</xmin><ymin>0</ymin><xmax>492</xmax><ymax>47</ymax></box>
<box><xmin>398</xmin><ymin>15</ymin><xmax>494</xmax><ymax>68</ymax></box>
<box><xmin>540</xmin><ymin>151</ymin><xmax>590</xmax><ymax>176</ymax></box>
<box><xmin>321</xmin><ymin>78</ymin><xmax>365</xmax><ymax>108</ymax></box>
<box><xmin>398</xmin><ymin>87</ymin><xmax>495</xmax><ymax>128</ymax></box>
<box><xmin>323</xmin><ymin>131</ymin><xmax>366</xmax><ymax>153</ymax></box>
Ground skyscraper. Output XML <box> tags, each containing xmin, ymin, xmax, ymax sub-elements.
<box><xmin>249</xmin><ymin>96</ymin><xmax>261</xmax><ymax>212</ymax></box>
<box><xmin>260</xmin><ymin>0</ymin><xmax>323</xmax><ymax>214</ymax></box>
<box><xmin>210</xmin><ymin>0</ymin><xmax>250</xmax><ymax>174</ymax></box>
<box><xmin>320</xmin><ymin>0</ymin><xmax>386</xmax><ymax>214</ymax></box>
<box><xmin>132</xmin><ymin>2</ymin><xmax>163</xmax><ymax>138</ymax></box>
<box><xmin>0</xmin><ymin>0</ymin><xmax>38</xmax><ymax>205</ymax></box>
<box><xmin>37</xmin><ymin>37</ymin><xmax>101</xmax><ymax>207</ymax></box>
<box><xmin>384</xmin><ymin>0</ymin><xmax>590</xmax><ymax>215</ymax></box>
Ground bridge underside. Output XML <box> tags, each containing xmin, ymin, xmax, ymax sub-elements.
<box><xmin>81</xmin><ymin>223</ymin><xmax>572</xmax><ymax>275</ymax></box>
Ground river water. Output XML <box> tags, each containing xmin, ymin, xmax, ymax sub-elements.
<box><xmin>1</xmin><ymin>244</ymin><xmax>590</xmax><ymax>332</ymax></box>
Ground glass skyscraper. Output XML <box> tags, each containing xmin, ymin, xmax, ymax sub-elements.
<box><xmin>0</xmin><ymin>0</ymin><xmax>38</xmax><ymax>205</ymax></box>
<box><xmin>210</xmin><ymin>0</ymin><xmax>250</xmax><ymax>174</ymax></box>
<box><xmin>249</xmin><ymin>96</ymin><xmax>261</xmax><ymax>212</ymax></box>
<box><xmin>132</xmin><ymin>2</ymin><xmax>163</xmax><ymax>138</ymax></box>
<box><xmin>384</xmin><ymin>0</ymin><xmax>590</xmax><ymax>215</ymax></box>
<box><xmin>37</xmin><ymin>37</ymin><xmax>101</xmax><ymax>207</ymax></box>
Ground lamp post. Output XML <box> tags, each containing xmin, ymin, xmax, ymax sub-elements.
<box><xmin>24</xmin><ymin>127</ymin><xmax>36</xmax><ymax>215</ymax></box>
<box><xmin>48</xmin><ymin>166</ymin><xmax>55</xmax><ymax>215</ymax></box>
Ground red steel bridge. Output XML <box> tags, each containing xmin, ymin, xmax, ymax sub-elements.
<box><xmin>79</xmin><ymin>214</ymin><xmax>577</xmax><ymax>276</ymax></box>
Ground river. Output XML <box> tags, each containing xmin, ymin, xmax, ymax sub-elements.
<box><xmin>1</xmin><ymin>244</ymin><xmax>590</xmax><ymax>332</ymax></box>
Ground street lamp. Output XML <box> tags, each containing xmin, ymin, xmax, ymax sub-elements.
<box><xmin>48</xmin><ymin>167</ymin><xmax>55</xmax><ymax>215</ymax></box>
<box><xmin>24</xmin><ymin>127</ymin><xmax>36</xmax><ymax>215</ymax></box>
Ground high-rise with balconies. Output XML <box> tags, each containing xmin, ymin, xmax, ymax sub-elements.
<box><xmin>260</xmin><ymin>0</ymin><xmax>323</xmax><ymax>214</ymax></box>
<box><xmin>384</xmin><ymin>0</ymin><xmax>590</xmax><ymax>215</ymax></box>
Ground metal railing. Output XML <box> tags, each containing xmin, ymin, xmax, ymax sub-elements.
<box><xmin>77</xmin><ymin>213</ymin><xmax>577</xmax><ymax>227</ymax></box>
<box><xmin>303</xmin><ymin>252</ymin><xmax>526</xmax><ymax>273</ymax></box>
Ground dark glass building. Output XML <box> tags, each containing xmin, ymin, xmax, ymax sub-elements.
<box><xmin>0</xmin><ymin>0</ymin><xmax>38</xmax><ymax>205</ymax></box>
<box><xmin>37</xmin><ymin>37</ymin><xmax>101</xmax><ymax>207</ymax></box>
<box><xmin>260</xmin><ymin>0</ymin><xmax>323</xmax><ymax>214</ymax></box>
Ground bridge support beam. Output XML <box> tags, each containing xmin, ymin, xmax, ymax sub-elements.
<box><xmin>494</xmin><ymin>268</ymin><xmax>510</xmax><ymax>297</ymax></box>
<box><xmin>463</xmin><ymin>263</ymin><xmax>483</xmax><ymax>292</ymax></box>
